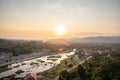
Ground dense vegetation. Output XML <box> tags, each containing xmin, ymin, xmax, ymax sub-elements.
<box><xmin>0</xmin><ymin>39</ymin><xmax>120</xmax><ymax>56</ymax></box>
<box><xmin>0</xmin><ymin>65</ymin><xmax>11</xmax><ymax>73</ymax></box>
<box><xmin>59</xmin><ymin>51</ymin><xmax>120</xmax><ymax>80</ymax></box>
<box><xmin>0</xmin><ymin>39</ymin><xmax>70</xmax><ymax>56</ymax></box>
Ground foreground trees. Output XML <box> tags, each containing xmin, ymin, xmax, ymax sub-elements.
<box><xmin>59</xmin><ymin>52</ymin><xmax>120</xmax><ymax>80</ymax></box>
<box><xmin>59</xmin><ymin>70</ymin><xmax>70</xmax><ymax>80</ymax></box>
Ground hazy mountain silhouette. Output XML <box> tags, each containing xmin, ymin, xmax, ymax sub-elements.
<box><xmin>68</xmin><ymin>36</ymin><xmax>120</xmax><ymax>43</ymax></box>
<box><xmin>45</xmin><ymin>38</ymin><xmax>70</xmax><ymax>46</ymax></box>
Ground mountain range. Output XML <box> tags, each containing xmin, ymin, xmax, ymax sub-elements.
<box><xmin>45</xmin><ymin>36</ymin><xmax>120</xmax><ymax>45</ymax></box>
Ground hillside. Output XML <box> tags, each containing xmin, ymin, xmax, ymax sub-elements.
<box><xmin>59</xmin><ymin>51</ymin><xmax>120</xmax><ymax>80</ymax></box>
<box><xmin>68</xmin><ymin>36</ymin><xmax>120</xmax><ymax>43</ymax></box>
<box><xmin>45</xmin><ymin>38</ymin><xmax>70</xmax><ymax>46</ymax></box>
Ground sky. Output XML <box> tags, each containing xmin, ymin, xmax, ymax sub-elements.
<box><xmin>0</xmin><ymin>0</ymin><xmax>120</xmax><ymax>39</ymax></box>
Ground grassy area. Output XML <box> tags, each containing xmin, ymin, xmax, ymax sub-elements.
<box><xmin>47</xmin><ymin>62</ymin><xmax>53</xmax><ymax>64</ymax></box>
<box><xmin>30</xmin><ymin>62</ymin><xmax>39</xmax><ymax>65</ymax></box>
<box><xmin>47</xmin><ymin>55</ymin><xmax>62</xmax><ymax>59</ymax></box>
<box><xmin>47</xmin><ymin>58</ymin><xmax>58</xmax><ymax>61</ymax></box>
<box><xmin>21</xmin><ymin>63</ymin><xmax>26</xmax><ymax>65</ymax></box>
<box><xmin>0</xmin><ymin>65</ymin><xmax>11</xmax><ymax>73</ymax></box>
<box><xmin>36</xmin><ymin>59</ymin><xmax>45</xmax><ymax>63</ymax></box>
<box><xmin>15</xmin><ymin>69</ymin><xmax>24</xmax><ymax>74</ymax></box>
<box><xmin>41</xmin><ymin>55</ymin><xmax>80</xmax><ymax>78</ymax></box>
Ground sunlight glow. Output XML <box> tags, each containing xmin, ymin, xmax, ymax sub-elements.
<box><xmin>54</xmin><ymin>25</ymin><xmax>66</xmax><ymax>36</ymax></box>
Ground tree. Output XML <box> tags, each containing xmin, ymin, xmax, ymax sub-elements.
<box><xmin>77</xmin><ymin>65</ymin><xmax>86</xmax><ymax>80</ymax></box>
<box><xmin>59</xmin><ymin>70</ymin><xmax>70</xmax><ymax>80</ymax></box>
<box><xmin>65</xmin><ymin>61</ymin><xmax>67</xmax><ymax>65</ymax></box>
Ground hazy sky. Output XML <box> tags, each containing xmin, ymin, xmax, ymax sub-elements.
<box><xmin>0</xmin><ymin>0</ymin><xmax>120</xmax><ymax>39</ymax></box>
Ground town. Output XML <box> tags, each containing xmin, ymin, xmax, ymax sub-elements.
<box><xmin>0</xmin><ymin>39</ymin><xmax>120</xmax><ymax>80</ymax></box>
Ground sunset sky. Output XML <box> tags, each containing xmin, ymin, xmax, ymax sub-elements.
<box><xmin>0</xmin><ymin>0</ymin><xmax>120</xmax><ymax>39</ymax></box>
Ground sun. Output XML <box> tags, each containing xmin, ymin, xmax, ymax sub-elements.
<box><xmin>54</xmin><ymin>25</ymin><xmax>66</xmax><ymax>36</ymax></box>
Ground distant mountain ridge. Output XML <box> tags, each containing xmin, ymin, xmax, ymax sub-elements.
<box><xmin>68</xmin><ymin>36</ymin><xmax>120</xmax><ymax>43</ymax></box>
<box><xmin>1</xmin><ymin>36</ymin><xmax>120</xmax><ymax>45</ymax></box>
<box><xmin>45</xmin><ymin>38</ymin><xmax>70</xmax><ymax>46</ymax></box>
